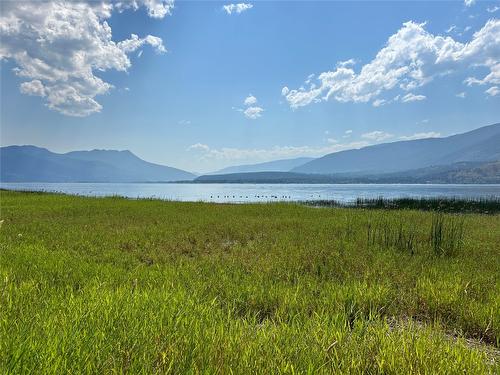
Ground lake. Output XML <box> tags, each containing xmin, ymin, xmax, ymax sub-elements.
<box><xmin>1</xmin><ymin>182</ymin><xmax>500</xmax><ymax>203</ymax></box>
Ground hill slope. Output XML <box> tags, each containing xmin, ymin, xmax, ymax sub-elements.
<box><xmin>0</xmin><ymin>146</ymin><xmax>195</xmax><ymax>182</ymax></box>
<box><xmin>293</xmin><ymin>123</ymin><xmax>500</xmax><ymax>174</ymax></box>
<box><xmin>210</xmin><ymin>157</ymin><xmax>314</xmax><ymax>175</ymax></box>
<box><xmin>195</xmin><ymin>160</ymin><xmax>500</xmax><ymax>184</ymax></box>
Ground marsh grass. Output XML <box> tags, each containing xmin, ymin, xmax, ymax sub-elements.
<box><xmin>307</xmin><ymin>196</ymin><xmax>500</xmax><ymax>214</ymax></box>
<box><xmin>367</xmin><ymin>217</ymin><xmax>417</xmax><ymax>254</ymax></box>
<box><xmin>0</xmin><ymin>190</ymin><xmax>499</xmax><ymax>373</ymax></box>
<box><xmin>430</xmin><ymin>213</ymin><xmax>465</xmax><ymax>257</ymax></box>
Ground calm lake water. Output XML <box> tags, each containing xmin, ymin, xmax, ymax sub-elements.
<box><xmin>1</xmin><ymin>183</ymin><xmax>500</xmax><ymax>203</ymax></box>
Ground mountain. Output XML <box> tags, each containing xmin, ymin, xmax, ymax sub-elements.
<box><xmin>210</xmin><ymin>157</ymin><xmax>314</xmax><ymax>175</ymax></box>
<box><xmin>396</xmin><ymin>160</ymin><xmax>500</xmax><ymax>184</ymax></box>
<box><xmin>196</xmin><ymin>171</ymin><xmax>332</xmax><ymax>183</ymax></box>
<box><xmin>0</xmin><ymin>146</ymin><xmax>195</xmax><ymax>182</ymax></box>
<box><xmin>292</xmin><ymin>123</ymin><xmax>500</xmax><ymax>174</ymax></box>
<box><xmin>194</xmin><ymin>160</ymin><xmax>500</xmax><ymax>184</ymax></box>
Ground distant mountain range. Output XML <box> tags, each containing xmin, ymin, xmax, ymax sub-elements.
<box><xmin>292</xmin><ymin>123</ymin><xmax>500</xmax><ymax>174</ymax></box>
<box><xmin>1</xmin><ymin>124</ymin><xmax>499</xmax><ymax>183</ymax></box>
<box><xmin>195</xmin><ymin>161</ymin><xmax>500</xmax><ymax>184</ymax></box>
<box><xmin>209</xmin><ymin>157</ymin><xmax>314</xmax><ymax>175</ymax></box>
<box><xmin>0</xmin><ymin>146</ymin><xmax>195</xmax><ymax>182</ymax></box>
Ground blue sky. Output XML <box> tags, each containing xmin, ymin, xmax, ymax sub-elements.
<box><xmin>1</xmin><ymin>0</ymin><xmax>499</xmax><ymax>173</ymax></box>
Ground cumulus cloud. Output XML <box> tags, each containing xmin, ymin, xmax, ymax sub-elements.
<box><xmin>282</xmin><ymin>19</ymin><xmax>500</xmax><ymax>109</ymax></box>
<box><xmin>487</xmin><ymin>6</ymin><xmax>500</xmax><ymax>13</ymax></box>
<box><xmin>118</xmin><ymin>34</ymin><xmax>166</xmax><ymax>54</ymax></box>
<box><xmin>464</xmin><ymin>0</ymin><xmax>476</xmax><ymax>7</ymax></box>
<box><xmin>115</xmin><ymin>0</ymin><xmax>175</xmax><ymax>19</ymax></box>
<box><xmin>223</xmin><ymin>3</ymin><xmax>253</xmax><ymax>15</ymax></box>
<box><xmin>0</xmin><ymin>1</ymin><xmax>170</xmax><ymax>117</ymax></box>
<box><xmin>243</xmin><ymin>106</ymin><xmax>264</xmax><ymax>119</ymax></box>
<box><xmin>20</xmin><ymin>80</ymin><xmax>46</xmax><ymax>97</ymax></box>
<box><xmin>237</xmin><ymin>94</ymin><xmax>263</xmax><ymax>119</ymax></box>
<box><xmin>399</xmin><ymin>132</ymin><xmax>441</xmax><ymax>140</ymax></box>
<box><xmin>361</xmin><ymin>131</ymin><xmax>394</xmax><ymax>142</ymax></box>
<box><xmin>456</xmin><ymin>91</ymin><xmax>466</xmax><ymax>98</ymax></box>
<box><xmin>244</xmin><ymin>94</ymin><xmax>257</xmax><ymax>106</ymax></box>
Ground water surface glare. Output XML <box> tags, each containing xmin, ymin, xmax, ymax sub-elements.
<box><xmin>1</xmin><ymin>183</ymin><xmax>499</xmax><ymax>203</ymax></box>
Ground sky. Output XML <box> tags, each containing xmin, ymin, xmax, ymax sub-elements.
<box><xmin>1</xmin><ymin>0</ymin><xmax>499</xmax><ymax>173</ymax></box>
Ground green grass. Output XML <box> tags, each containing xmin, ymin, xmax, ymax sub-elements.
<box><xmin>0</xmin><ymin>190</ymin><xmax>499</xmax><ymax>374</ymax></box>
<box><xmin>306</xmin><ymin>196</ymin><xmax>500</xmax><ymax>214</ymax></box>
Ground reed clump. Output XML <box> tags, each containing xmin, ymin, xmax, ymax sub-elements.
<box><xmin>430</xmin><ymin>213</ymin><xmax>465</xmax><ymax>257</ymax></box>
<box><xmin>366</xmin><ymin>218</ymin><xmax>416</xmax><ymax>254</ymax></box>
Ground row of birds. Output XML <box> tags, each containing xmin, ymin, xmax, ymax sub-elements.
<box><xmin>209</xmin><ymin>195</ymin><xmax>322</xmax><ymax>199</ymax></box>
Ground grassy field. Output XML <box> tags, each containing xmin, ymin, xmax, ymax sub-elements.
<box><xmin>0</xmin><ymin>190</ymin><xmax>499</xmax><ymax>374</ymax></box>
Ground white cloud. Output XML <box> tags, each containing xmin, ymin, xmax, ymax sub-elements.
<box><xmin>244</xmin><ymin>94</ymin><xmax>257</xmax><ymax>106</ymax></box>
<box><xmin>188</xmin><ymin>130</ymin><xmax>447</xmax><ymax>167</ymax></box>
<box><xmin>343</xmin><ymin>129</ymin><xmax>353</xmax><ymax>138</ymax></box>
<box><xmin>465</xmin><ymin>61</ymin><xmax>500</xmax><ymax>87</ymax></box>
<box><xmin>487</xmin><ymin>6</ymin><xmax>500</xmax><ymax>13</ymax></box>
<box><xmin>372</xmin><ymin>98</ymin><xmax>387</xmax><ymax>107</ymax></box>
<box><xmin>336</xmin><ymin>58</ymin><xmax>357</xmax><ymax>68</ymax></box>
<box><xmin>223</xmin><ymin>3</ymin><xmax>253</xmax><ymax>15</ymax></box>
<box><xmin>361</xmin><ymin>131</ymin><xmax>394</xmax><ymax>142</ymax></box>
<box><xmin>281</xmin><ymin>86</ymin><xmax>290</xmax><ymax>96</ymax></box>
<box><xmin>446</xmin><ymin>25</ymin><xmax>457</xmax><ymax>33</ymax></box>
<box><xmin>464</xmin><ymin>0</ymin><xmax>476</xmax><ymax>7</ymax></box>
<box><xmin>188</xmin><ymin>129</ymin><xmax>447</xmax><ymax>168</ymax></box>
<box><xmin>456</xmin><ymin>91</ymin><xmax>466</xmax><ymax>98</ymax></box>
<box><xmin>114</xmin><ymin>0</ymin><xmax>175</xmax><ymax>19</ymax></box>
<box><xmin>20</xmin><ymin>80</ymin><xmax>46</xmax><ymax>97</ymax></box>
<box><xmin>118</xmin><ymin>34</ymin><xmax>166</xmax><ymax>54</ymax></box>
<box><xmin>187</xmin><ymin>140</ymin><xmax>370</xmax><ymax>164</ymax></box>
<box><xmin>446</xmin><ymin>25</ymin><xmax>472</xmax><ymax>36</ymax></box>
<box><xmin>0</xmin><ymin>1</ymin><xmax>169</xmax><ymax>117</ymax></box>
<box><xmin>401</xmin><ymin>93</ymin><xmax>426</xmax><ymax>102</ymax></box>
<box><xmin>188</xmin><ymin>143</ymin><xmax>211</xmax><ymax>152</ymax></box>
<box><xmin>485</xmin><ymin>86</ymin><xmax>500</xmax><ymax>96</ymax></box>
<box><xmin>142</xmin><ymin>0</ymin><xmax>175</xmax><ymax>18</ymax></box>
<box><xmin>243</xmin><ymin>106</ymin><xmax>264</xmax><ymax>119</ymax></box>
<box><xmin>238</xmin><ymin>94</ymin><xmax>263</xmax><ymax>119</ymax></box>
<box><xmin>399</xmin><ymin>132</ymin><xmax>441</xmax><ymax>140</ymax></box>
<box><xmin>282</xmin><ymin>19</ymin><xmax>500</xmax><ymax>109</ymax></box>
